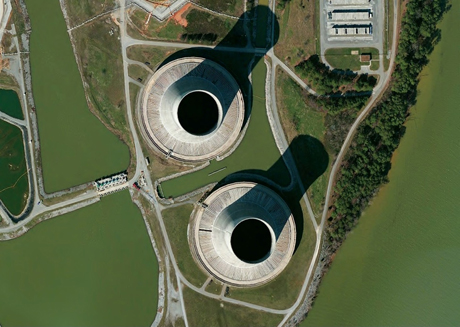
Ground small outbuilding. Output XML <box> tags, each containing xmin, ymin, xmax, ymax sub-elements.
<box><xmin>360</xmin><ymin>53</ymin><xmax>372</xmax><ymax>62</ymax></box>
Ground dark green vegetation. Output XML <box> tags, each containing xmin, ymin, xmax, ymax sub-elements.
<box><xmin>64</xmin><ymin>0</ymin><xmax>116</xmax><ymax>27</ymax></box>
<box><xmin>296</xmin><ymin>55</ymin><xmax>377</xmax><ymax>94</ymax></box>
<box><xmin>0</xmin><ymin>191</ymin><xmax>158</xmax><ymax>326</ymax></box>
<box><xmin>303</xmin><ymin>4</ymin><xmax>460</xmax><ymax>325</ymax></box>
<box><xmin>128</xmin><ymin>64</ymin><xmax>150</xmax><ymax>84</ymax></box>
<box><xmin>128</xmin><ymin>7</ymin><xmax>245</xmax><ymax>47</ymax></box>
<box><xmin>324</xmin><ymin>47</ymin><xmax>379</xmax><ymax>71</ymax></box>
<box><xmin>276</xmin><ymin>70</ymin><xmax>332</xmax><ymax>216</ymax></box>
<box><xmin>183</xmin><ymin>286</ymin><xmax>283</xmax><ymax>327</ymax></box>
<box><xmin>0</xmin><ymin>119</ymin><xmax>28</xmax><ymax>215</ymax></box>
<box><xmin>127</xmin><ymin>46</ymin><xmax>180</xmax><ymax>71</ymax></box>
<box><xmin>0</xmin><ymin>89</ymin><xmax>23</xmax><ymax>119</ymax></box>
<box><xmin>24</xmin><ymin>0</ymin><xmax>129</xmax><ymax>192</ymax></box>
<box><xmin>326</xmin><ymin>0</ymin><xmax>449</xmax><ymax>248</ymax></box>
<box><xmin>162</xmin><ymin>204</ymin><xmax>208</xmax><ymax>287</ymax></box>
<box><xmin>193</xmin><ymin>0</ymin><xmax>245</xmax><ymax>16</ymax></box>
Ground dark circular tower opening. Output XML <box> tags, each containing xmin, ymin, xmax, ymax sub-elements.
<box><xmin>231</xmin><ymin>219</ymin><xmax>272</xmax><ymax>263</ymax></box>
<box><xmin>177</xmin><ymin>91</ymin><xmax>219</xmax><ymax>135</ymax></box>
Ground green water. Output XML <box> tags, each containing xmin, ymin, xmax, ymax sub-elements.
<box><xmin>161</xmin><ymin>59</ymin><xmax>290</xmax><ymax>197</ymax></box>
<box><xmin>0</xmin><ymin>119</ymin><xmax>28</xmax><ymax>215</ymax></box>
<box><xmin>0</xmin><ymin>89</ymin><xmax>24</xmax><ymax>119</ymax></box>
<box><xmin>302</xmin><ymin>5</ymin><xmax>460</xmax><ymax>326</ymax></box>
<box><xmin>24</xmin><ymin>0</ymin><xmax>129</xmax><ymax>193</ymax></box>
<box><xmin>0</xmin><ymin>191</ymin><xmax>158</xmax><ymax>326</ymax></box>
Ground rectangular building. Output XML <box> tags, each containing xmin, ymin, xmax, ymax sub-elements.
<box><xmin>327</xmin><ymin>23</ymin><xmax>373</xmax><ymax>36</ymax></box>
<box><xmin>328</xmin><ymin>9</ymin><xmax>372</xmax><ymax>20</ymax></box>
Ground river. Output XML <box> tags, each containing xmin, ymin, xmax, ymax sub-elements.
<box><xmin>302</xmin><ymin>4</ymin><xmax>460</xmax><ymax>326</ymax></box>
<box><xmin>0</xmin><ymin>191</ymin><xmax>159</xmax><ymax>326</ymax></box>
<box><xmin>24</xmin><ymin>0</ymin><xmax>129</xmax><ymax>193</ymax></box>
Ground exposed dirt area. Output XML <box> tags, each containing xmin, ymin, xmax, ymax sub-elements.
<box><xmin>171</xmin><ymin>2</ymin><xmax>191</xmax><ymax>27</ymax></box>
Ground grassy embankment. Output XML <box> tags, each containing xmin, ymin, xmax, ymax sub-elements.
<box><xmin>162</xmin><ymin>204</ymin><xmax>208</xmax><ymax>287</ymax></box>
<box><xmin>63</xmin><ymin>0</ymin><xmax>117</xmax><ymax>28</ymax></box>
<box><xmin>69</xmin><ymin>12</ymin><xmax>136</xmax><ymax>176</ymax></box>
<box><xmin>183</xmin><ymin>285</ymin><xmax>283</xmax><ymax>327</ymax></box>
<box><xmin>127</xmin><ymin>6</ymin><xmax>245</xmax><ymax>47</ymax></box>
<box><xmin>275</xmin><ymin>69</ymin><xmax>331</xmax><ymax>219</ymax></box>
<box><xmin>192</xmin><ymin>0</ymin><xmax>245</xmax><ymax>17</ymax></box>
<box><xmin>324</xmin><ymin>47</ymin><xmax>379</xmax><ymax>71</ymax></box>
<box><xmin>128</xmin><ymin>64</ymin><xmax>150</xmax><ymax>84</ymax></box>
<box><xmin>274</xmin><ymin>0</ymin><xmax>316</xmax><ymax>69</ymax></box>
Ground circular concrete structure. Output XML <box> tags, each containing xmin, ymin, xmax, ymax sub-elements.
<box><xmin>190</xmin><ymin>182</ymin><xmax>296</xmax><ymax>287</ymax></box>
<box><xmin>140</xmin><ymin>57</ymin><xmax>245</xmax><ymax>162</ymax></box>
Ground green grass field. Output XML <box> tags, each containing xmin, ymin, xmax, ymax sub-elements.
<box><xmin>324</xmin><ymin>47</ymin><xmax>379</xmax><ymax>71</ymax></box>
<box><xmin>63</xmin><ymin>0</ymin><xmax>116</xmax><ymax>27</ymax></box>
<box><xmin>183</xmin><ymin>286</ymin><xmax>283</xmax><ymax>327</ymax></box>
<box><xmin>162</xmin><ymin>204</ymin><xmax>208</xmax><ymax>288</ymax></box>
<box><xmin>276</xmin><ymin>69</ymin><xmax>331</xmax><ymax>218</ymax></box>
<box><xmin>128</xmin><ymin>64</ymin><xmax>150</xmax><ymax>84</ymax></box>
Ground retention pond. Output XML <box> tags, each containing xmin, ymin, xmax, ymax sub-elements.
<box><xmin>0</xmin><ymin>191</ymin><xmax>159</xmax><ymax>326</ymax></box>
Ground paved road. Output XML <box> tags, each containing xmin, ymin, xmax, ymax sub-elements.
<box><xmin>0</xmin><ymin>0</ymin><xmax>11</xmax><ymax>43</ymax></box>
<box><xmin>0</xmin><ymin>111</ymin><xmax>26</xmax><ymax>126</ymax></box>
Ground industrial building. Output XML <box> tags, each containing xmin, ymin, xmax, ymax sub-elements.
<box><xmin>328</xmin><ymin>23</ymin><xmax>373</xmax><ymax>36</ymax></box>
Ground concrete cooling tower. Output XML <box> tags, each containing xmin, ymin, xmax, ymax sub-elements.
<box><xmin>139</xmin><ymin>57</ymin><xmax>245</xmax><ymax>162</ymax></box>
<box><xmin>189</xmin><ymin>182</ymin><xmax>296</xmax><ymax>287</ymax></box>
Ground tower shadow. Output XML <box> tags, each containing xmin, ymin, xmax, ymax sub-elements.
<box><xmin>156</xmin><ymin>5</ymin><xmax>280</xmax><ymax>126</ymax></box>
<box><xmin>210</xmin><ymin>135</ymin><xmax>329</xmax><ymax>251</ymax></box>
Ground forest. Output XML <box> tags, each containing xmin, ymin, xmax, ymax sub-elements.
<box><xmin>326</xmin><ymin>0</ymin><xmax>449</xmax><ymax>249</ymax></box>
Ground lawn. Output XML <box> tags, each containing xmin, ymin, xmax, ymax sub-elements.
<box><xmin>324</xmin><ymin>47</ymin><xmax>379</xmax><ymax>71</ymax></box>
<box><xmin>275</xmin><ymin>68</ymin><xmax>331</xmax><ymax>217</ymax></box>
<box><xmin>63</xmin><ymin>0</ymin><xmax>117</xmax><ymax>28</ymax></box>
<box><xmin>72</xmin><ymin>16</ymin><xmax>137</xmax><ymax>176</ymax></box>
<box><xmin>161</xmin><ymin>204</ymin><xmax>208</xmax><ymax>288</ymax></box>
<box><xmin>128</xmin><ymin>64</ymin><xmax>150</xmax><ymax>84</ymax></box>
<box><xmin>370</xmin><ymin>60</ymin><xmax>380</xmax><ymax>71</ymax></box>
<box><xmin>192</xmin><ymin>0</ymin><xmax>245</xmax><ymax>17</ymax></box>
<box><xmin>127</xmin><ymin>6</ymin><xmax>245</xmax><ymax>47</ymax></box>
<box><xmin>183</xmin><ymin>286</ymin><xmax>283</xmax><ymax>327</ymax></box>
<box><xmin>274</xmin><ymin>0</ymin><xmax>316</xmax><ymax>69</ymax></box>
<box><xmin>127</xmin><ymin>45</ymin><xmax>180</xmax><ymax>71</ymax></box>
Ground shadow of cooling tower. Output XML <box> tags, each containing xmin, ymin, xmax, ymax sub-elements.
<box><xmin>213</xmin><ymin>134</ymin><xmax>330</xmax><ymax>251</ymax></box>
<box><xmin>156</xmin><ymin>5</ymin><xmax>280</xmax><ymax>126</ymax></box>
<box><xmin>156</xmin><ymin>7</ymin><xmax>329</xmax><ymax>250</ymax></box>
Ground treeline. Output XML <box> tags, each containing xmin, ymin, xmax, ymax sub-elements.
<box><xmin>295</xmin><ymin>55</ymin><xmax>377</xmax><ymax>94</ymax></box>
<box><xmin>181</xmin><ymin>10</ymin><xmax>246</xmax><ymax>46</ymax></box>
<box><xmin>326</xmin><ymin>0</ymin><xmax>448</xmax><ymax>248</ymax></box>
<box><xmin>316</xmin><ymin>95</ymin><xmax>368</xmax><ymax>115</ymax></box>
